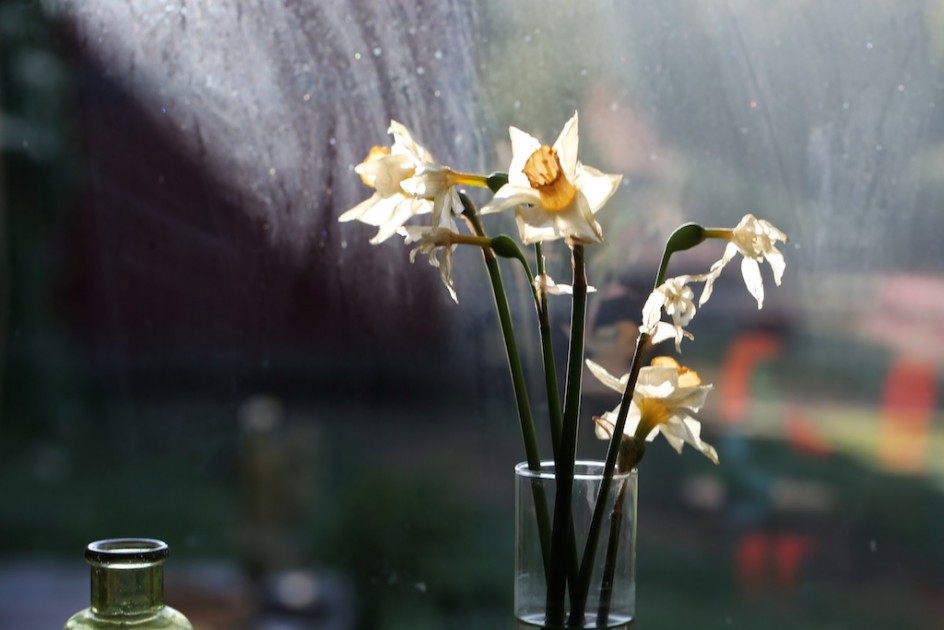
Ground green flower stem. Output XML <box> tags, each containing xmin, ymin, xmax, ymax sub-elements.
<box><xmin>570</xmin><ymin>331</ymin><xmax>649</xmax><ymax>624</ymax></box>
<box><xmin>703</xmin><ymin>227</ymin><xmax>734</xmax><ymax>240</ymax></box>
<box><xmin>574</xmin><ymin>224</ymin><xmax>703</xmax><ymax>623</ymax></box>
<box><xmin>595</xmin><ymin>477</ymin><xmax>630</xmax><ymax>627</ymax></box>
<box><xmin>459</xmin><ymin>194</ymin><xmax>552</xmax><ymax>571</ymax></box>
<box><xmin>450</xmin><ymin>172</ymin><xmax>492</xmax><ymax>188</ymax></box>
<box><xmin>534</xmin><ymin>244</ymin><xmax>565</xmax><ymax>459</ymax></box>
<box><xmin>488</xmin><ymin>238</ymin><xmax>564</xmax><ymax>460</ymax></box>
<box><xmin>546</xmin><ymin>244</ymin><xmax>588</xmax><ymax>625</ymax></box>
<box><xmin>488</xmin><ymin>235</ymin><xmax>578</xmax><ymax>592</ymax></box>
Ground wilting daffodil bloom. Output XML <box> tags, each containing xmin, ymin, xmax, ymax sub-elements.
<box><xmin>642</xmin><ymin>275</ymin><xmax>706</xmax><ymax>352</ymax></box>
<box><xmin>339</xmin><ymin>121</ymin><xmax>434</xmax><ymax>244</ymax></box>
<box><xmin>480</xmin><ymin>112</ymin><xmax>622</xmax><ymax>245</ymax></box>
<box><xmin>701</xmin><ymin>214</ymin><xmax>788</xmax><ymax>309</ymax></box>
<box><xmin>398</xmin><ymin>225</ymin><xmax>493</xmax><ymax>303</ymax></box>
<box><xmin>340</xmin><ymin>121</ymin><xmax>485</xmax><ymax>244</ymax></box>
<box><xmin>587</xmin><ymin>357</ymin><xmax>719</xmax><ymax>465</ymax></box>
<box><xmin>399</xmin><ymin>225</ymin><xmax>461</xmax><ymax>303</ymax></box>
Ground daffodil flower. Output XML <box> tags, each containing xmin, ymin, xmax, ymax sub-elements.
<box><xmin>339</xmin><ymin>121</ymin><xmax>434</xmax><ymax>244</ymax></box>
<box><xmin>642</xmin><ymin>275</ymin><xmax>705</xmax><ymax>352</ymax></box>
<box><xmin>700</xmin><ymin>214</ymin><xmax>788</xmax><ymax>309</ymax></box>
<box><xmin>587</xmin><ymin>357</ymin><xmax>719</xmax><ymax>464</ymax></box>
<box><xmin>480</xmin><ymin>112</ymin><xmax>622</xmax><ymax>245</ymax></box>
<box><xmin>340</xmin><ymin>121</ymin><xmax>485</xmax><ymax>244</ymax></box>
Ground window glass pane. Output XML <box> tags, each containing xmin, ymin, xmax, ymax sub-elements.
<box><xmin>2</xmin><ymin>1</ymin><xmax>942</xmax><ymax>627</ymax></box>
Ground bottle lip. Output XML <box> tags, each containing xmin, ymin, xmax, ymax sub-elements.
<box><xmin>85</xmin><ymin>538</ymin><xmax>169</xmax><ymax>564</ymax></box>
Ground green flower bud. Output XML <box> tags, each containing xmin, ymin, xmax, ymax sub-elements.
<box><xmin>490</xmin><ymin>234</ymin><xmax>522</xmax><ymax>259</ymax></box>
<box><xmin>665</xmin><ymin>223</ymin><xmax>706</xmax><ymax>254</ymax></box>
<box><xmin>486</xmin><ymin>171</ymin><xmax>509</xmax><ymax>193</ymax></box>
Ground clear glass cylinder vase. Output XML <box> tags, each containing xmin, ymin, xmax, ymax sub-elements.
<box><xmin>515</xmin><ymin>460</ymin><xmax>637</xmax><ymax>630</ymax></box>
<box><xmin>63</xmin><ymin>538</ymin><xmax>193</xmax><ymax>629</ymax></box>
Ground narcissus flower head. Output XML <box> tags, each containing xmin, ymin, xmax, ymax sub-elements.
<box><xmin>701</xmin><ymin>214</ymin><xmax>788</xmax><ymax>309</ymax></box>
<box><xmin>480</xmin><ymin>112</ymin><xmax>622</xmax><ymax>245</ymax></box>
<box><xmin>588</xmin><ymin>356</ymin><xmax>719</xmax><ymax>465</ymax></box>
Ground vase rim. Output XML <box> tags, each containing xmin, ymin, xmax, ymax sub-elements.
<box><xmin>515</xmin><ymin>459</ymin><xmax>636</xmax><ymax>481</ymax></box>
<box><xmin>85</xmin><ymin>538</ymin><xmax>169</xmax><ymax>565</ymax></box>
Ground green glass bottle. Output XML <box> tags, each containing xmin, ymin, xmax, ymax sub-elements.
<box><xmin>63</xmin><ymin>538</ymin><xmax>193</xmax><ymax>629</ymax></box>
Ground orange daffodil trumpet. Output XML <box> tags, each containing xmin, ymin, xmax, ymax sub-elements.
<box><xmin>480</xmin><ymin>112</ymin><xmax>623</xmax><ymax>245</ymax></box>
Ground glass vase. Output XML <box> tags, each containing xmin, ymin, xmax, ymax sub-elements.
<box><xmin>515</xmin><ymin>460</ymin><xmax>637</xmax><ymax>630</ymax></box>
<box><xmin>63</xmin><ymin>538</ymin><xmax>193</xmax><ymax>629</ymax></box>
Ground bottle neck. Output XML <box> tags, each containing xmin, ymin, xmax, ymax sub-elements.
<box><xmin>90</xmin><ymin>561</ymin><xmax>165</xmax><ymax>617</ymax></box>
<box><xmin>85</xmin><ymin>539</ymin><xmax>168</xmax><ymax>619</ymax></box>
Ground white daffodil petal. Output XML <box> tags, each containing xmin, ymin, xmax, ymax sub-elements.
<box><xmin>740</xmin><ymin>256</ymin><xmax>764</xmax><ymax>309</ymax></box>
<box><xmin>517</xmin><ymin>218</ymin><xmax>561</xmax><ymax>245</ymax></box>
<box><xmin>508</xmin><ymin>127</ymin><xmax>542</xmax><ymax>187</ymax></box>
<box><xmin>553</xmin><ymin>111</ymin><xmax>580</xmax><ymax>179</ymax></box>
<box><xmin>389</xmin><ymin>120</ymin><xmax>435</xmax><ymax>164</ymax></box>
<box><xmin>700</xmin><ymin>242</ymin><xmax>738</xmax><ymax>306</ymax></box>
<box><xmin>480</xmin><ymin>186</ymin><xmax>540</xmax><ymax>215</ymax></box>
<box><xmin>634</xmin><ymin>366</ymin><xmax>679</xmax><ymax>391</ymax></box>
<box><xmin>370</xmin><ymin>200</ymin><xmax>428</xmax><ymax>244</ymax></box>
<box><xmin>575</xmin><ymin>165</ymin><xmax>623</xmax><ymax>214</ymax></box>
<box><xmin>586</xmin><ymin>359</ymin><xmax>629</xmax><ymax>393</ymax></box>
<box><xmin>338</xmin><ymin>192</ymin><xmax>388</xmax><ymax>224</ymax></box>
<box><xmin>766</xmin><ymin>247</ymin><xmax>786</xmax><ymax>286</ymax></box>
<box><xmin>641</xmin><ymin>291</ymin><xmax>667</xmax><ymax>333</ymax></box>
<box><xmin>673</xmin><ymin>385</ymin><xmax>713</xmax><ymax>413</ymax></box>
<box><xmin>650</xmin><ymin>321</ymin><xmax>692</xmax><ymax>346</ymax></box>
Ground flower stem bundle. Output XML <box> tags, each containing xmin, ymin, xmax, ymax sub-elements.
<box><xmin>340</xmin><ymin>112</ymin><xmax>788</xmax><ymax>626</ymax></box>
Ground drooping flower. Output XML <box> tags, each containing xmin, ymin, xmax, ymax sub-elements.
<box><xmin>642</xmin><ymin>275</ymin><xmax>705</xmax><ymax>352</ymax></box>
<box><xmin>399</xmin><ymin>225</ymin><xmax>460</xmax><ymax>303</ymax></box>
<box><xmin>340</xmin><ymin>121</ymin><xmax>477</xmax><ymax>244</ymax></box>
<box><xmin>700</xmin><ymin>214</ymin><xmax>788</xmax><ymax>309</ymax></box>
<box><xmin>480</xmin><ymin>112</ymin><xmax>623</xmax><ymax>245</ymax></box>
<box><xmin>587</xmin><ymin>356</ymin><xmax>719</xmax><ymax>464</ymax></box>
